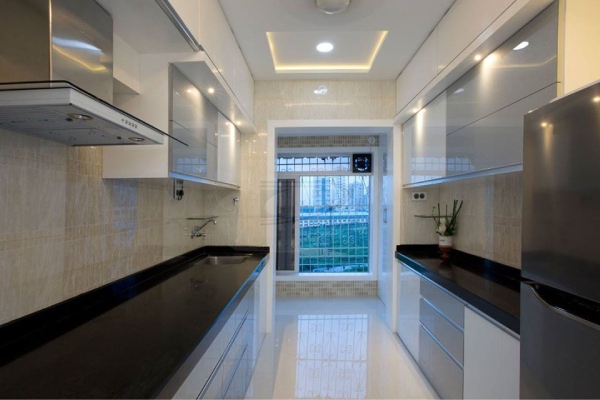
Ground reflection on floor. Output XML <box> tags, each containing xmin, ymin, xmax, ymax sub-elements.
<box><xmin>246</xmin><ymin>296</ymin><xmax>438</xmax><ymax>399</ymax></box>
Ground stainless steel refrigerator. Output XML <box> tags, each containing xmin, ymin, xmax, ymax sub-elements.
<box><xmin>521</xmin><ymin>81</ymin><xmax>600</xmax><ymax>398</ymax></box>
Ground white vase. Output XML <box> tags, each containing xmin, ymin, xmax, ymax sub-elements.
<box><xmin>438</xmin><ymin>235</ymin><xmax>453</xmax><ymax>249</ymax></box>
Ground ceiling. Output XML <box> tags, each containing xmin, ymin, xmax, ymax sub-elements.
<box><xmin>218</xmin><ymin>0</ymin><xmax>455</xmax><ymax>80</ymax></box>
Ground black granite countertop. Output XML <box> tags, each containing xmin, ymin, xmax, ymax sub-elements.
<box><xmin>395</xmin><ymin>245</ymin><xmax>521</xmax><ymax>334</ymax></box>
<box><xmin>0</xmin><ymin>246</ymin><xmax>269</xmax><ymax>399</ymax></box>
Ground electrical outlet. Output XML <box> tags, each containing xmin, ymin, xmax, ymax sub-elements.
<box><xmin>411</xmin><ymin>191</ymin><xmax>427</xmax><ymax>201</ymax></box>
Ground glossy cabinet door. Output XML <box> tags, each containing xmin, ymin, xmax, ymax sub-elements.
<box><xmin>396</xmin><ymin>262</ymin><xmax>421</xmax><ymax>360</ymax></box>
<box><xmin>402</xmin><ymin>93</ymin><xmax>447</xmax><ymax>184</ymax></box>
<box><xmin>171</xmin><ymin>66</ymin><xmax>218</xmax><ymax>180</ymax></box>
<box><xmin>217</xmin><ymin>113</ymin><xmax>241</xmax><ymax>186</ymax></box>
<box><xmin>436</xmin><ymin>0</ymin><xmax>514</xmax><ymax>72</ymax></box>
<box><xmin>396</xmin><ymin>28</ymin><xmax>438</xmax><ymax>113</ymax></box>
<box><xmin>402</xmin><ymin>3</ymin><xmax>558</xmax><ymax>185</ymax></box>
<box><xmin>463</xmin><ymin>307</ymin><xmax>520</xmax><ymax>399</ymax></box>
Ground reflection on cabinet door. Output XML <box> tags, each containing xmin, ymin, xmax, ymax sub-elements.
<box><xmin>171</xmin><ymin>66</ymin><xmax>218</xmax><ymax>181</ymax></box>
<box><xmin>217</xmin><ymin>113</ymin><xmax>241</xmax><ymax>186</ymax></box>
<box><xmin>464</xmin><ymin>307</ymin><xmax>519</xmax><ymax>399</ymax></box>
<box><xmin>419</xmin><ymin>324</ymin><xmax>464</xmax><ymax>400</ymax></box>
<box><xmin>397</xmin><ymin>262</ymin><xmax>421</xmax><ymax>360</ymax></box>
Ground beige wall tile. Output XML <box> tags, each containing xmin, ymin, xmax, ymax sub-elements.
<box><xmin>401</xmin><ymin>172</ymin><xmax>523</xmax><ymax>268</ymax></box>
<box><xmin>0</xmin><ymin>127</ymin><xmax>214</xmax><ymax>324</ymax></box>
<box><xmin>244</xmin><ymin>79</ymin><xmax>396</xmax><ymax>248</ymax></box>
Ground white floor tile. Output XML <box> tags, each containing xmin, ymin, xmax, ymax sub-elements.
<box><xmin>246</xmin><ymin>296</ymin><xmax>438</xmax><ymax>400</ymax></box>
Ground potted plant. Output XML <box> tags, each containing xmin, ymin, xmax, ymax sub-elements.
<box><xmin>432</xmin><ymin>199</ymin><xmax>463</xmax><ymax>257</ymax></box>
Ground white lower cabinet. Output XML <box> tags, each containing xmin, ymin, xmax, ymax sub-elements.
<box><xmin>172</xmin><ymin>275</ymin><xmax>261</xmax><ymax>400</ymax></box>
<box><xmin>396</xmin><ymin>261</ymin><xmax>421</xmax><ymax>360</ymax></box>
<box><xmin>396</xmin><ymin>261</ymin><xmax>520</xmax><ymax>399</ymax></box>
<box><xmin>463</xmin><ymin>308</ymin><xmax>520</xmax><ymax>399</ymax></box>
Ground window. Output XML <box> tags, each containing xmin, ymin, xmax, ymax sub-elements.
<box><xmin>276</xmin><ymin>153</ymin><xmax>374</xmax><ymax>274</ymax></box>
<box><xmin>298</xmin><ymin>175</ymin><xmax>370</xmax><ymax>273</ymax></box>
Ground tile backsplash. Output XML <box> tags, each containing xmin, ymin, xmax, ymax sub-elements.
<box><xmin>0</xmin><ymin>128</ymin><xmax>217</xmax><ymax>324</ymax></box>
<box><xmin>401</xmin><ymin>172</ymin><xmax>523</xmax><ymax>268</ymax></box>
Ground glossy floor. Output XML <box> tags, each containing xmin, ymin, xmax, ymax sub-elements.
<box><xmin>245</xmin><ymin>296</ymin><xmax>438</xmax><ymax>399</ymax></box>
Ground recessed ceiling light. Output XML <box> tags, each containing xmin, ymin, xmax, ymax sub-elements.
<box><xmin>186</xmin><ymin>88</ymin><xmax>193</xmax><ymax>93</ymax></box>
<box><xmin>474</xmin><ymin>54</ymin><xmax>482</xmax><ymax>61</ymax></box>
<box><xmin>128</xmin><ymin>137</ymin><xmax>145</xmax><ymax>142</ymax></box>
<box><xmin>411</xmin><ymin>108</ymin><xmax>419</xmax><ymax>113</ymax></box>
<box><xmin>208</xmin><ymin>87</ymin><xmax>215</xmax><ymax>94</ymax></box>
<box><xmin>593</xmin><ymin>96</ymin><xmax>600</xmax><ymax>103</ymax></box>
<box><xmin>541</xmin><ymin>122</ymin><xmax>548</xmax><ymax>128</ymax></box>
<box><xmin>235</xmin><ymin>121</ymin><xmax>241</xmax><ymax>126</ymax></box>
<box><xmin>454</xmin><ymin>88</ymin><xmax>465</xmax><ymax>94</ymax></box>
<box><xmin>316</xmin><ymin>42</ymin><xmax>334</xmax><ymax>53</ymax></box>
<box><xmin>513</xmin><ymin>41</ymin><xmax>529</xmax><ymax>50</ymax></box>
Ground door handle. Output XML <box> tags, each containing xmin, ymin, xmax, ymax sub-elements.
<box><xmin>525</xmin><ymin>283</ymin><xmax>600</xmax><ymax>331</ymax></box>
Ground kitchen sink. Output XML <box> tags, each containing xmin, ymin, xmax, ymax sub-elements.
<box><xmin>195</xmin><ymin>255</ymin><xmax>249</xmax><ymax>265</ymax></box>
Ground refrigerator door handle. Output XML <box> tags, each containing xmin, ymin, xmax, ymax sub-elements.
<box><xmin>525</xmin><ymin>284</ymin><xmax>600</xmax><ymax>332</ymax></box>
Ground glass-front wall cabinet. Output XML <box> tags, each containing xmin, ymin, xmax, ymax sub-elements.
<box><xmin>403</xmin><ymin>3</ymin><xmax>558</xmax><ymax>185</ymax></box>
<box><xmin>170</xmin><ymin>66</ymin><xmax>241</xmax><ymax>187</ymax></box>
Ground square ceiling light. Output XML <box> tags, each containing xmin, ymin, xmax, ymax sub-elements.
<box><xmin>266</xmin><ymin>30</ymin><xmax>388</xmax><ymax>74</ymax></box>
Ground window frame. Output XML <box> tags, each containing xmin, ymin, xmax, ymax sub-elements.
<box><xmin>276</xmin><ymin>147</ymin><xmax>379</xmax><ymax>281</ymax></box>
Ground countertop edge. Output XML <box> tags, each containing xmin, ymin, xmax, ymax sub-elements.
<box><xmin>395</xmin><ymin>251</ymin><xmax>520</xmax><ymax>335</ymax></box>
<box><xmin>0</xmin><ymin>246</ymin><xmax>269</xmax><ymax>366</ymax></box>
<box><xmin>155</xmin><ymin>254</ymin><xmax>269</xmax><ymax>398</ymax></box>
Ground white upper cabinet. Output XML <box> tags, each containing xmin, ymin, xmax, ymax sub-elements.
<box><xmin>217</xmin><ymin>113</ymin><xmax>241</xmax><ymax>187</ymax></box>
<box><xmin>168</xmin><ymin>0</ymin><xmax>202</xmax><ymax>43</ymax></box>
<box><xmin>107</xmin><ymin>0</ymin><xmax>255</xmax><ymax>123</ymax></box>
<box><xmin>396</xmin><ymin>29</ymin><xmax>438</xmax><ymax>113</ymax></box>
<box><xmin>234</xmin><ymin>46</ymin><xmax>255</xmax><ymax>121</ymax></box>
<box><xmin>436</xmin><ymin>0</ymin><xmax>515</xmax><ymax>72</ymax></box>
<box><xmin>195</xmin><ymin>0</ymin><xmax>254</xmax><ymax>120</ymax></box>
<box><xmin>394</xmin><ymin>0</ymin><xmax>553</xmax><ymax>117</ymax></box>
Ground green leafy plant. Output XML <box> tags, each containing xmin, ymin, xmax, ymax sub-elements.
<box><xmin>432</xmin><ymin>199</ymin><xmax>463</xmax><ymax>237</ymax></box>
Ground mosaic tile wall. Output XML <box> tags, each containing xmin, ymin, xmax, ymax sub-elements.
<box><xmin>0</xmin><ymin>127</ymin><xmax>211</xmax><ymax>324</ymax></box>
<box><xmin>401</xmin><ymin>172</ymin><xmax>523</xmax><ymax>268</ymax></box>
<box><xmin>276</xmin><ymin>281</ymin><xmax>378</xmax><ymax>296</ymax></box>
<box><xmin>278</xmin><ymin>135</ymin><xmax>380</xmax><ymax>148</ymax></box>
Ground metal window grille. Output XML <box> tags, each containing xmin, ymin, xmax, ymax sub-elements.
<box><xmin>298</xmin><ymin>175</ymin><xmax>370</xmax><ymax>273</ymax></box>
<box><xmin>277</xmin><ymin>156</ymin><xmax>352</xmax><ymax>173</ymax></box>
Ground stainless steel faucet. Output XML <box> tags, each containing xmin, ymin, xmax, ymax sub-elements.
<box><xmin>190</xmin><ymin>218</ymin><xmax>217</xmax><ymax>238</ymax></box>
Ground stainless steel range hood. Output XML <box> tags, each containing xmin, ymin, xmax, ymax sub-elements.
<box><xmin>0</xmin><ymin>0</ymin><xmax>169</xmax><ymax>146</ymax></box>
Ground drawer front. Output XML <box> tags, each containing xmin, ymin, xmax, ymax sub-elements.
<box><xmin>224</xmin><ymin>346</ymin><xmax>249</xmax><ymax>399</ymax></box>
<box><xmin>419</xmin><ymin>325</ymin><xmax>464</xmax><ymax>400</ymax></box>
<box><xmin>420</xmin><ymin>298</ymin><xmax>464</xmax><ymax>365</ymax></box>
<box><xmin>220</xmin><ymin>314</ymin><xmax>249</xmax><ymax>391</ymax></box>
<box><xmin>421</xmin><ymin>279</ymin><xmax>464</xmax><ymax>328</ymax></box>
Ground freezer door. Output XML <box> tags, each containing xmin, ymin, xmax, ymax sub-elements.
<box><xmin>523</xmin><ymin>81</ymin><xmax>600</xmax><ymax>303</ymax></box>
<box><xmin>520</xmin><ymin>282</ymin><xmax>600</xmax><ymax>399</ymax></box>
